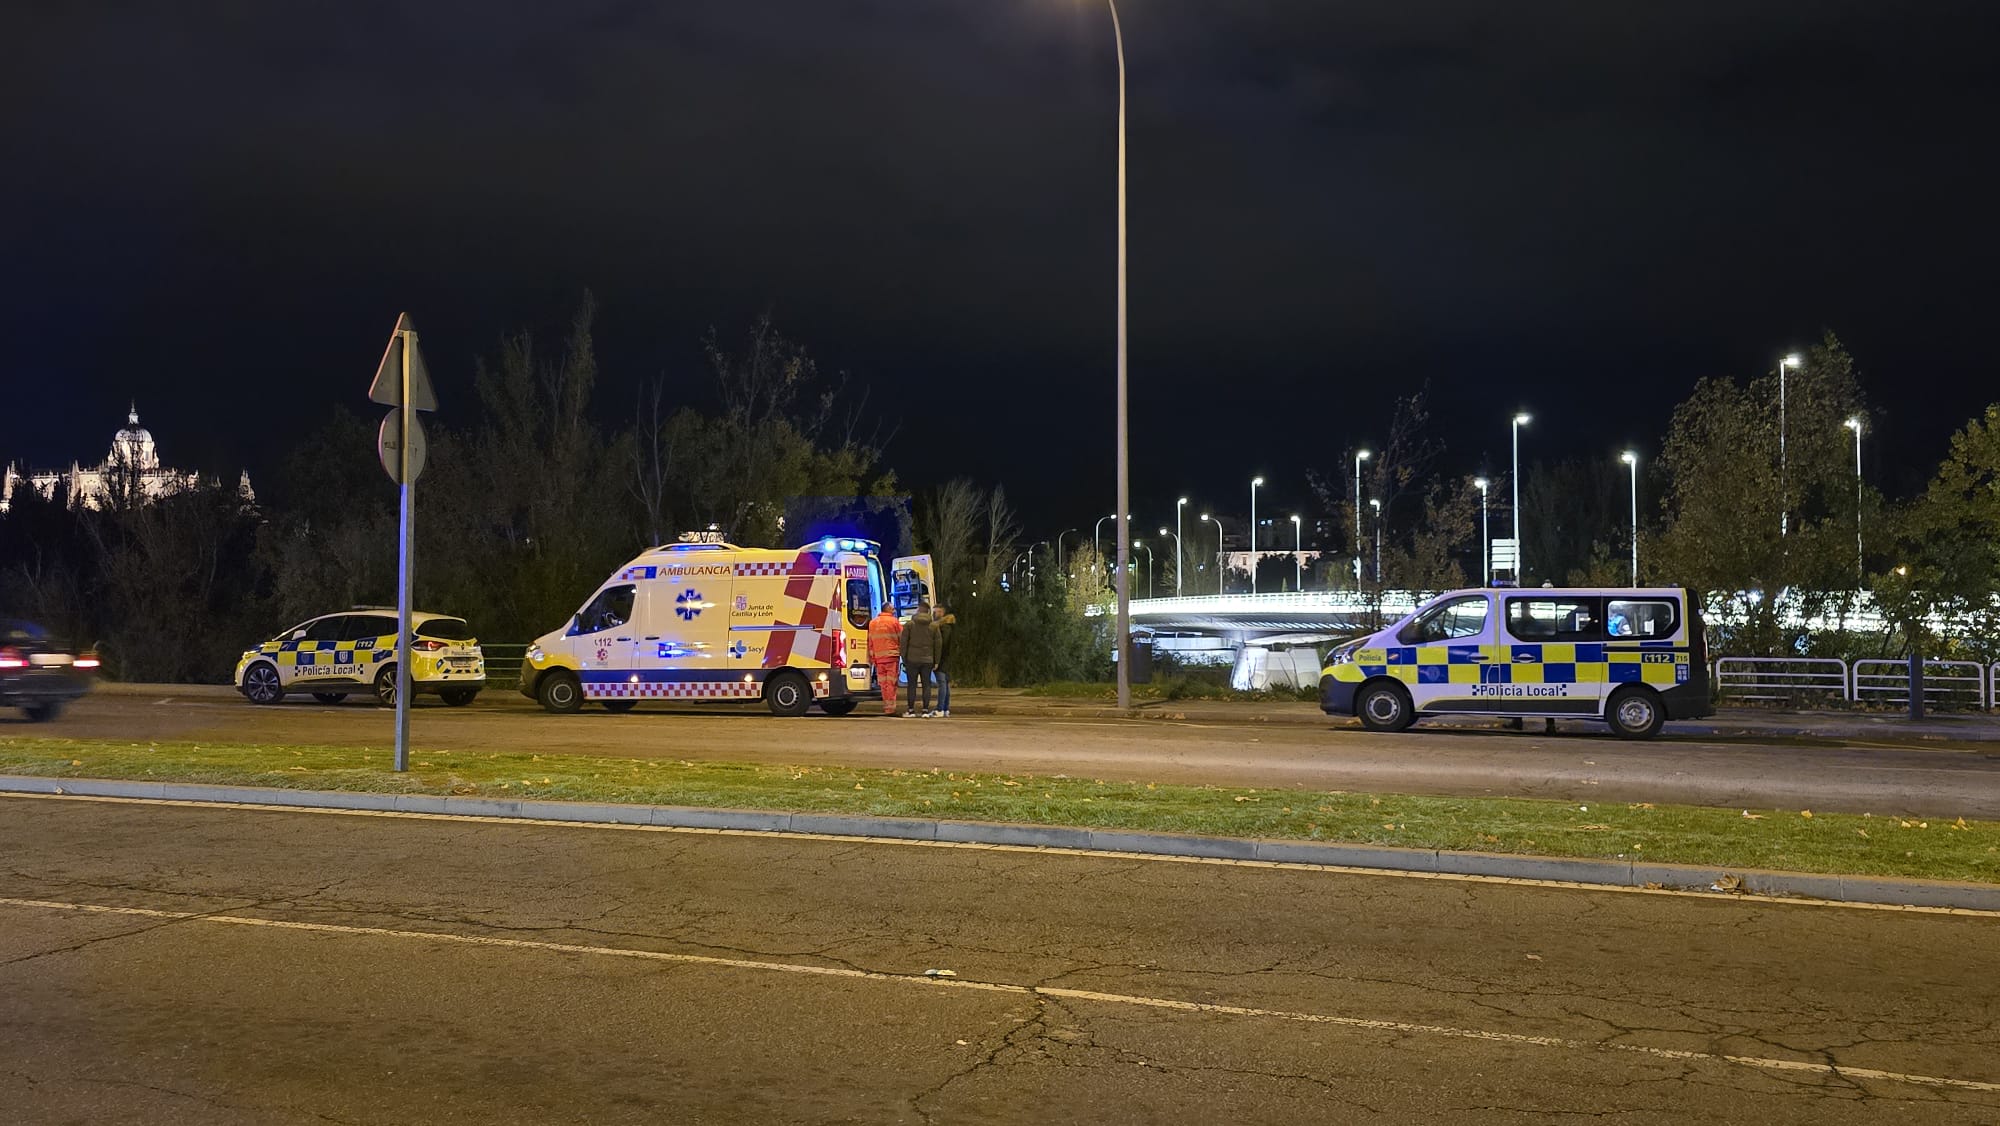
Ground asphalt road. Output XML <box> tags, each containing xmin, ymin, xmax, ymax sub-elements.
<box><xmin>16</xmin><ymin>688</ymin><xmax>2000</xmax><ymax>819</ymax></box>
<box><xmin>2</xmin><ymin>795</ymin><xmax>1995</xmax><ymax>1124</ymax></box>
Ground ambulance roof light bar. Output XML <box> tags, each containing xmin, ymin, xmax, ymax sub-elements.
<box><xmin>817</xmin><ymin>537</ymin><xmax>877</xmax><ymax>555</ymax></box>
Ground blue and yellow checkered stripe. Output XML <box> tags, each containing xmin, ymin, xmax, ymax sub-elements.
<box><xmin>1346</xmin><ymin>642</ymin><xmax>1689</xmax><ymax>686</ymax></box>
<box><xmin>262</xmin><ymin>638</ymin><xmax>393</xmax><ymax>668</ymax></box>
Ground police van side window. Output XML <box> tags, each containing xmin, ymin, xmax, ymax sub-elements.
<box><xmin>1398</xmin><ymin>596</ymin><xmax>1489</xmax><ymax>645</ymax></box>
<box><xmin>1607</xmin><ymin>599</ymin><xmax>1679</xmax><ymax>639</ymax></box>
<box><xmin>571</xmin><ymin>585</ymin><xmax>636</xmax><ymax>635</ymax></box>
<box><xmin>1505</xmin><ymin>598</ymin><xmax>1605</xmax><ymax>643</ymax></box>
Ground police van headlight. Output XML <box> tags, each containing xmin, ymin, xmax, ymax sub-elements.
<box><xmin>1326</xmin><ymin>641</ymin><xmax>1363</xmax><ymax>665</ymax></box>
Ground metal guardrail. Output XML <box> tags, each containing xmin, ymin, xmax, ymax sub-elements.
<box><xmin>482</xmin><ymin>643</ymin><xmax>528</xmax><ymax>687</ymax></box>
<box><xmin>1714</xmin><ymin>657</ymin><xmax>1851</xmax><ymax>703</ymax></box>
<box><xmin>1852</xmin><ymin>658</ymin><xmax>1988</xmax><ymax>710</ymax></box>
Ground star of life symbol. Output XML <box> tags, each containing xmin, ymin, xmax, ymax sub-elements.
<box><xmin>729</xmin><ymin>640</ymin><xmax>748</xmax><ymax>659</ymax></box>
<box><xmin>676</xmin><ymin>589</ymin><xmax>705</xmax><ymax>621</ymax></box>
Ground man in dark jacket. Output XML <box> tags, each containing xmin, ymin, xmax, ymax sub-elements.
<box><xmin>899</xmin><ymin>603</ymin><xmax>939</xmax><ymax>718</ymax></box>
<box><xmin>931</xmin><ymin>600</ymin><xmax>955</xmax><ymax>717</ymax></box>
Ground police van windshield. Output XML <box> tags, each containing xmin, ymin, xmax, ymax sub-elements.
<box><xmin>1397</xmin><ymin>595</ymin><xmax>1489</xmax><ymax>645</ymax></box>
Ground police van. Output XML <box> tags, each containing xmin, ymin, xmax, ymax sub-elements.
<box><xmin>1320</xmin><ymin>586</ymin><xmax>1711</xmax><ymax>739</ymax></box>
<box><xmin>520</xmin><ymin>538</ymin><xmax>932</xmax><ymax>716</ymax></box>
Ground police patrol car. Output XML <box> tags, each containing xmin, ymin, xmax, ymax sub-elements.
<box><xmin>520</xmin><ymin>538</ymin><xmax>933</xmax><ymax>717</ymax></box>
<box><xmin>1320</xmin><ymin>586</ymin><xmax>1711</xmax><ymax>739</ymax></box>
<box><xmin>236</xmin><ymin>609</ymin><xmax>486</xmax><ymax>707</ymax></box>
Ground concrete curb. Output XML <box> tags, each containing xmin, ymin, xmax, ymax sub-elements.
<box><xmin>6</xmin><ymin>775</ymin><xmax>1997</xmax><ymax>911</ymax></box>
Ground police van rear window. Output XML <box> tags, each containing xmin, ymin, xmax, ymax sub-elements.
<box><xmin>416</xmin><ymin>618</ymin><xmax>474</xmax><ymax>641</ymax></box>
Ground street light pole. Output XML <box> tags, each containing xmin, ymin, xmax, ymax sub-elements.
<box><xmin>1249</xmin><ymin>476</ymin><xmax>1263</xmax><ymax>593</ymax></box>
<box><xmin>1055</xmin><ymin>528</ymin><xmax>1075</xmax><ymax>574</ymax></box>
<box><xmin>1779</xmin><ymin>353</ymin><xmax>1800</xmax><ymax>539</ymax></box>
<box><xmin>1369</xmin><ymin>498</ymin><xmax>1382</xmax><ymax>585</ymax></box>
<box><xmin>1200</xmin><ymin>513</ymin><xmax>1223</xmax><ymax>594</ymax></box>
<box><xmin>1846</xmin><ymin>416</ymin><xmax>1864</xmax><ymax>582</ymax></box>
<box><xmin>1175</xmin><ymin>496</ymin><xmax>1187</xmax><ymax>595</ymax></box>
<box><xmin>1474</xmin><ymin>477</ymin><xmax>1490</xmax><ymax>586</ymax></box>
<box><xmin>1133</xmin><ymin>539</ymin><xmax>1152</xmax><ymax>598</ymax></box>
<box><xmin>1620</xmin><ymin>452</ymin><xmax>1639</xmax><ymax>587</ymax></box>
<box><xmin>1511</xmin><ymin>413</ymin><xmax>1531</xmax><ymax>581</ymax></box>
<box><xmin>1353</xmin><ymin>450</ymin><xmax>1370</xmax><ymax>584</ymax></box>
<box><xmin>1290</xmin><ymin>514</ymin><xmax>1302</xmax><ymax>591</ymax></box>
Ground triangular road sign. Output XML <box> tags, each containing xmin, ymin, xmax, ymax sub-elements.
<box><xmin>368</xmin><ymin>312</ymin><xmax>438</xmax><ymax>411</ymax></box>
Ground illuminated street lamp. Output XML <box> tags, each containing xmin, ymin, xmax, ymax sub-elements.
<box><xmin>1368</xmin><ymin>498</ymin><xmax>1382</xmax><ymax>584</ymax></box>
<box><xmin>1290</xmin><ymin>514</ymin><xmax>1302</xmax><ymax>591</ymax></box>
<box><xmin>1175</xmin><ymin>496</ymin><xmax>1188</xmax><ymax>595</ymax></box>
<box><xmin>1778</xmin><ymin>352</ymin><xmax>1802</xmax><ymax>538</ymax></box>
<box><xmin>1619</xmin><ymin>452</ymin><xmax>1639</xmax><ymax>587</ymax></box>
<box><xmin>1249</xmin><ymin>476</ymin><xmax>1264</xmax><ymax>592</ymax></box>
<box><xmin>1473</xmin><ymin>477</ymin><xmax>1490</xmax><ymax>585</ymax></box>
<box><xmin>1511</xmin><ymin>413</ymin><xmax>1531</xmax><ymax>580</ymax></box>
<box><xmin>1199</xmin><ymin>513</ymin><xmax>1223</xmax><ymax>594</ymax></box>
<box><xmin>1133</xmin><ymin>538</ymin><xmax>1152</xmax><ymax>598</ymax></box>
<box><xmin>1093</xmin><ymin>512</ymin><xmax>1127</xmax><ymax>557</ymax></box>
<box><xmin>1353</xmin><ymin>449</ymin><xmax>1370</xmax><ymax>583</ymax></box>
<box><xmin>1845</xmin><ymin>416</ymin><xmax>1865</xmax><ymax>582</ymax></box>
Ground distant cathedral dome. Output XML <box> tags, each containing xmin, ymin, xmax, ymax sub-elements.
<box><xmin>108</xmin><ymin>402</ymin><xmax>161</xmax><ymax>471</ymax></box>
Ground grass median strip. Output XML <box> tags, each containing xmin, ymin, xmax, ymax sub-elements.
<box><xmin>4</xmin><ymin>736</ymin><xmax>1998</xmax><ymax>884</ymax></box>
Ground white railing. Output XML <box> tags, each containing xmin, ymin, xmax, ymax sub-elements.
<box><xmin>1714</xmin><ymin>657</ymin><xmax>1851</xmax><ymax>703</ymax></box>
<box><xmin>1852</xmin><ymin>658</ymin><xmax>1988</xmax><ymax>710</ymax></box>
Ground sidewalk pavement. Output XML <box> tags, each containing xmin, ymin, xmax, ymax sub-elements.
<box><xmin>5</xmin><ymin>775</ymin><xmax>1995</xmax><ymax>912</ymax></box>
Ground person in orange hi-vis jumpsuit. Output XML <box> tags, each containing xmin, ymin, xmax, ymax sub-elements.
<box><xmin>866</xmin><ymin>605</ymin><xmax>903</xmax><ymax>716</ymax></box>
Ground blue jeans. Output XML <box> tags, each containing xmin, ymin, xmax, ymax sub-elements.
<box><xmin>934</xmin><ymin>669</ymin><xmax>951</xmax><ymax>712</ymax></box>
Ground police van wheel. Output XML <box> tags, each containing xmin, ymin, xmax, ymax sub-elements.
<box><xmin>765</xmin><ymin>672</ymin><xmax>810</xmax><ymax>717</ymax></box>
<box><xmin>1606</xmin><ymin>687</ymin><xmax>1664</xmax><ymax>740</ymax></box>
<box><xmin>1356</xmin><ymin>681</ymin><xmax>1415</xmax><ymax>733</ymax></box>
<box><xmin>538</xmin><ymin>671</ymin><xmax>583</xmax><ymax>714</ymax></box>
<box><xmin>602</xmin><ymin>699</ymin><xmax>637</xmax><ymax>714</ymax></box>
<box><xmin>243</xmin><ymin>662</ymin><xmax>284</xmax><ymax>706</ymax></box>
<box><xmin>372</xmin><ymin>665</ymin><xmax>402</xmax><ymax>707</ymax></box>
<box><xmin>312</xmin><ymin>692</ymin><xmax>347</xmax><ymax>705</ymax></box>
<box><xmin>820</xmin><ymin>699</ymin><xmax>857</xmax><ymax>717</ymax></box>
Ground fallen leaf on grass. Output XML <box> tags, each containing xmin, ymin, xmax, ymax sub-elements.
<box><xmin>1951</xmin><ymin>818</ymin><xmax>1970</xmax><ymax>831</ymax></box>
<box><xmin>1524</xmin><ymin>953</ymin><xmax>1542</xmax><ymax>961</ymax></box>
<box><xmin>68</xmin><ymin>759</ymin><xmax>82</xmax><ymax>767</ymax></box>
<box><xmin>1899</xmin><ymin>820</ymin><xmax>1928</xmax><ymax>830</ymax></box>
<box><xmin>923</xmin><ymin>968</ymin><xmax>957</xmax><ymax>978</ymax></box>
<box><xmin>1856</xmin><ymin>828</ymin><xmax>1869</xmax><ymax>838</ymax></box>
<box><xmin>1575</xmin><ymin>824</ymin><xmax>1612</xmax><ymax>831</ymax></box>
<box><xmin>1002</xmin><ymin>780</ymin><xmax>1021</xmax><ymax>787</ymax></box>
<box><xmin>1628</xmin><ymin>803</ymin><xmax>1655</xmax><ymax>810</ymax></box>
<box><xmin>1642</xmin><ymin>882</ymin><xmax>1665</xmax><ymax>890</ymax></box>
<box><xmin>1800</xmin><ymin>810</ymin><xmax>1813</xmax><ymax>819</ymax></box>
<box><xmin>854</xmin><ymin>783</ymin><xmax>865</xmax><ymax>791</ymax></box>
<box><xmin>1740</xmin><ymin>811</ymin><xmax>1764</xmax><ymax>820</ymax></box>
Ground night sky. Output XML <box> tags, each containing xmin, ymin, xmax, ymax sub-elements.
<box><xmin>6</xmin><ymin>1</ymin><xmax>1996</xmax><ymax>540</ymax></box>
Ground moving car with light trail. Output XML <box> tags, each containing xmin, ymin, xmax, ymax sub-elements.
<box><xmin>0</xmin><ymin>619</ymin><xmax>98</xmax><ymax>721</ymax></box>
<box><xmin>1321</xmin><ymin>586</ymin><xmax>1711</xmax><ymax>739</ymax></box>
<box><xmin>235</xmin><ymin>609</ymin><xmax>485</xmax><ymax>707</ymax></box>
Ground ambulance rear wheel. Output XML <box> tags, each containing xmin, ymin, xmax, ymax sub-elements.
<box><xmin>820</xmin><ymin>699</ymin><xmax>858</xmax><ymax>717</ymax></box>
<box><xmin>243</xmin><ymin>662</ymin><xmax>284</xmax><ymax>706</ymax></box>
<box><xmin>1606</xmin><ymin>687</ymin><xmax>1664</xmax><ymax>740</ymax></box>
<box><xmin>765</xmin><ymin>671</ymin><xmax>810</xmax><ymax>717</ymax></box>
<box><xmin>312</xmin><ymin>692</ymin><xmax>348</xmax><ymax>705</ymax></box>
<box><xmin>602</xmin><ymin>699</ymin><xmax>637</xmax><ymax>713</ymax></box>
<box><xmin>1356</xmin><ymin>681</ymin><xmax>1415</xmax><ymax>733</ymax></box>
<box><xmin>537</xmin><ymin>671</ymin><xmax>582</xmax><ymax>714</ymax></box>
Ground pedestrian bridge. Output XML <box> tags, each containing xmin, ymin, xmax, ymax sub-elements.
<box><xmin>1124</xmin><ymin>592</ymin><xmax>1415</xmax><ymax>635</ymax></box>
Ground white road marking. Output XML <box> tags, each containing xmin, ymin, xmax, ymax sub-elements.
<box><xmin>3</xmin><ymin>894</ymin><xmax>1995</xmax><ymax>1096</ymax></box>
<box><xmin>5</xmin><ymin>791</ymin><xmax>1999</xmax><ymax>919</ymax></box>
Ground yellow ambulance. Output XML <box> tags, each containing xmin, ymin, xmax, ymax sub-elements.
<box><xmin>519</xmin><ymin>538</ymin><xmax>932</xmax><ymax>716</ymax></box>
<box><xmin>1319</xmin><ymin>586</ymin><xmax>1712</xmax><ymax>739</ymax></box>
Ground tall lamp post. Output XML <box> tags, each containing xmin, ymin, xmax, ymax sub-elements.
<box><xmin>1353</xmin><ymin>449</ymin><xmax>1370</xmax><ymax>583</ymax></box>
<box><xmin>1473</xmin><ymin>477</ymin><xmax>1490</xmax><ymax>585</ymax></box>
<box><xmin>1289</xmin><ymin>514</ymin><xmax>1302</xmax><ymax>591</ymax></box>
<box><xmin>1175</xmin><ymin>496</ymin><xmax>1188</xmax><ymax>595</ymax></box>
<box><xmin>1248</xmin><ymin>476</ymin><xmax>1264</xmax><ymax>592</ymax></box>
<box><xmin>1055</xmin><ymin>528</ymin><xmax>1075</xmax><ymax>574</ymax></box>
<box><xmin>1511</xmin><ymin>413</ymin><xmax>1531</xmax><ymax>581</ymax></box>
<box><xmin>1093</xmin><ymin>513</ymin><xmax>1125</xmax><ymax>557</ymax></box>
<box><xmin>1133</xmin><ymin>539</ymin><xmax>1152</xmax><ymax>598</ymax></box>
<box><xmin>1369</xmin><ymin>498</ymin><xmax>1382</xmax><ymax>584</ymax></box>
<box><xmin>1200</xmin><ymin>513</ymin><xmax>1223</xmax><ymax>594</ymax></box>
<box><xmin>1779</xmin><ymin>352</ymin><xmax>1801</xmax><ymax>538</ymax></box>
<box><xmin>1845</xmin><ymin>416</ymin><xmax>1865</xmax><ymax>582</ymax></box>
<box><xmin>1619</xmin><ymin>452</ymin><xmax>1639</xmax><ymax>587</ymax></box>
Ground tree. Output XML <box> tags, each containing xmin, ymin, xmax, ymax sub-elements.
<box><xmin>1882</xmin><ymin>404</ymin><xmax>2000</xmax><ymax>660</ymax></box>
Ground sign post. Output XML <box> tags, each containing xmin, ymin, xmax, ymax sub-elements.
<box><xmin>368</xmin><ymin>313</ymin><xmax>438</xmax><ymax>772</ymax></box>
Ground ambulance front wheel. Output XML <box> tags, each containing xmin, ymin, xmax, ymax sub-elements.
<box><xmin>765</xmin><ymin>671</ymin><xmax>811</xmax><ymax>717</ymax></box>
<box><xmin>1356</xmin><ymin>681</ymin><xmax>1415</xmax><ymax>733</ymax></box>
<box><xmin>537</xmin><ymin>671</ymin><xmax>583</xmax><ymax>714</ymax></box>
<box><xmin>602</xmin><ymin>699</ymin><xmax>637</xmax><ymax>713</ymax></box>
<box><xmin>1606</xmin><ymin>686</ymin><xmax>1664</xmax><ymax>740</ymax></box>
<box><xmin>820</xmin><ymin>699</ymin><xmax>858</xmax><ymax>717</ymax></box>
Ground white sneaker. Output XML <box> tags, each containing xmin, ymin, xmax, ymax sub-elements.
<box><xmin>940</xmin><ymin>710</ymin><xmax>950</xmax><ymax>718</ymax></box>
<box><xmin>904</xmin><ymin>711</ymin><xmax>916</xmax><ymax>718</ymax></box>
<box><xmin>926</xmin><ymin>711</ymin><xmax>940</xmax><ymax>718</ymax></box>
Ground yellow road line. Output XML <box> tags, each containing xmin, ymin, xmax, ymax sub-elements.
<box><xmin>3</xmin><ymin>894</ymin><xmax>1995</xmax><ymax>1096</ymax></box>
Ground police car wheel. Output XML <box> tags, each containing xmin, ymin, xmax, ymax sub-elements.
<box><xmin>373</xmin><ymin>664</ymin><xmax>399</xmax><ymax>707</ymax></box>
<box><xmin>765</xmin><ymin>671</ymin><xmax>810</xmax><ymax>717</ymax></box>
<box><xmin>311</xmin><ymin>692</ymin><xmax>347</xmax><ymax>705</ymax></box>
<box><xmin>1606</xmin><ymin>687</ymin><xmax>1664</xmax><ymax>740</ymax></box>
<box><xmin>602</xmin><ymin>699</ymin><xmax>637</xmax><ymax>713</ymax></box>
<box><xmin>1356</xmin><ymin>681</ymin><xmax>1414</xmax><ymax>733</ymax></box>
<box><xmin>538</xmin><ymin>671</ymin><xmax>583</xmax><ymax>714</ymax></box>
<box><xmin>243</xmin><ymin>662</ymin><xmax>284</xmax><ymax>706</ymax></box>
<box><xmin>820</xmin><ymin>699</ymin><xmax>858</xmax><ymax>717</ymax></box>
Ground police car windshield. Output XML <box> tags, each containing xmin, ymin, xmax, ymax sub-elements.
<box><xmin>416</xmin><ymin>618</ymin><xmax>473</xmax><ymax>641</ymax></box>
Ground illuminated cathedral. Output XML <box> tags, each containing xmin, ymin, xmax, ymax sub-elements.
<box><xmin>1</xmin><ymin>404</ymin><xmax>252</xmax><ymax>513</ymax></box>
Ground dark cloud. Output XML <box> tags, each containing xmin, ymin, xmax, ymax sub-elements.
<box><xmin>4</xmin><ymin>1</ymin><xmax>1995</xmax><ymax>524</ymax></box>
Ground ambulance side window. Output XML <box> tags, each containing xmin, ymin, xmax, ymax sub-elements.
<box><xmin>571</xmin><ymin>585</ymin><xmax>636</xmax><ymax>635</ymax></box>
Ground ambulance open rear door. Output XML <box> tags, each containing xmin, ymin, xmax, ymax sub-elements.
<box><xmin>890</xmin><ymin>555</ymin><xmax>935</xmax><ymax>618</ymax></box>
